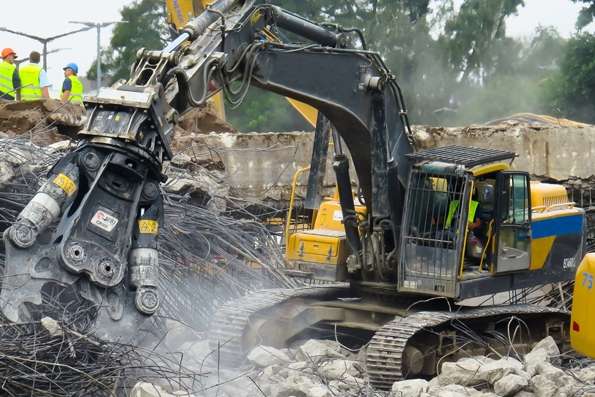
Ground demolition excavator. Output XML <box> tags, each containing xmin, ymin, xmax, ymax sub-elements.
<box><xmin>1</xmin><ymin>0</ymin><xmax>586</xmax><ymax>389</ymax></box>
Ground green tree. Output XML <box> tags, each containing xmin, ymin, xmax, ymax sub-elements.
<box><xmin>543</xmin><ymin>33</ymin><xmax>595</xmax><ymax>122</ymax></box>
<box><xmin>87</xmin><ymin>0</ymin><xmax>168</xmax><ymax>82</ymax></box>
<box><xmin>573</xmin><ymin>0</ymin><xmax>595</xmax><ymax>29</ymax></box>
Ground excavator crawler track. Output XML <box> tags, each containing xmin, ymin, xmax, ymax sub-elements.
<box><xmin>366</xmin><ymin>305</ymin><xmax>568</xmax><ymax>390</ymax></box>
<box><xmin>210</xmin><ymin>287</ymin><xmax>567</xmax><ymax>391</ymax></box>
<box><xmin>209</xmin><ymin>285</ymin><xmax>349</xmax><ymax>366</ymax></box>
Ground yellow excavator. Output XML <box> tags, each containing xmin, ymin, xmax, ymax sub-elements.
<box><xmin>1</xmin><ymin>1</ymin><xmax>589</xmax><ymax>390</ymax></box>
<box><xmin>571</xmin><ymin>255</ymin><xmax>595</xmax><ymax>357</ymax></box>
<box><xmin>167</xmin><ymin>1</ymin><xmax>595</xmax><ymax>364</ymax></box>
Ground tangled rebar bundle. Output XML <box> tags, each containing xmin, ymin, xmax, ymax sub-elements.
<box><xmin>0</xmin><ymin>316</ymin><xmax>204</xmax><ymax>396</ymax></box>
<box><xmin>0</xmin><ymin>137</ymin><xmax>295</xmax><ymax>395</ymax></box>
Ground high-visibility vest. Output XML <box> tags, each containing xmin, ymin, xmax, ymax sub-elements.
<box><xmin>65</xmin><ymin>75</ymin><xmax>84</xmax><ymax>104</ymax></box>
<box><xmin>19</xmin><ymin>63</ymin><xmax>43</xmax><ymax>101</ymax></box>
<box><xmin>0</xmin><ymin>61</ymin><xmax>16</xmax><ymax>97</ymax></box>
<box><xmin>445</xmin><ymin>199</ymin><xmax>479</xmax><ymax>229</ymax></box>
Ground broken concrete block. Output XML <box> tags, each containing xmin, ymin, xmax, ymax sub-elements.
<box><xmin>494</xmin><ymin>373</ymin><xmax>529</xmax><ymax>396</ymax></box>
<box><xmin>524</xmin><ymin>336</ymin><xmax>561</xmax><ymax>377</ymax></box>
<box><xmin>317</xmin><ymin>359</ymin><xmax>362</xmax><ymax>380</ymax></box>
<box><xmin>439</xmin><ymin>356</ymin><xmax>523</xmax><ymax>386</ymax></box>
<box><xmin>524</xmin><ymin>349</ymin><xmax>548</xmax><ymax>378</ymax></box>
<box><xmin>269</xmin><ymin>373</ymin><xmax>329</xmax><ymax>397</ymax></box>
<box><xmin>575</xmin><ymin>364</ymin><xmax>595</xmax><ymax>383</ymax></box>
<box><xmin>481</xmin><ymin>358</ymin><xmax>525</xmax><ymax>384</ymax></box>
<box><xmin>530</xmin><ymin>337</ymin><xmax>560</xmax><ymax>359</ymax></box>
<box><xmin>287</xmin><ymin>361</ymin><xmax>311</xmax><ymax>371</ymax></box>
<box><xmin>171</xmin><ymin>153</ymin><xmax>193</xmax><ymax>168</ymax></box>
<box><xmin>130</xmin><ymin>383</ymin><xmax>192</xmax><ymax>397</ymax></box>
<box><xmin>390</xmin><ymin>379</ymin><xmax>429</xmax><ymax>397</ymax></box>
<box><xmin>247</xmin><ymin>345</ymin><xmax>291</xmax><ymax>368</ymax></box>
<box><xmin>327</xmin><ymin>379</ymin><xmax>364</xmax><ymax>395</ymax></box>
<box><xmin>297</xmin><ymin>339</ymin><xmax>346</xmax><ymax>362</ymax></box>
<box><xmin>513</xmin><ymin>392</ymin><xmax>535</xmax><ymax>397</ymax></box>
<box><xmin>439</xmin><ymin>357</ymin><xmax>491</xmax><ymax>385</ymax></box>
<box><xmin>427</xmin><ymin>384</ymin><xmax>492</xmax><ymax>397</ymax></box>
<box><xmin>41</xmin><ymin>317</ymin><xmax>63</xmax><ymax>337</ymax></box>
<box><xmin>531</xmin><ymin>370</ymin><xmax>578</xmax><ymax>397</ymax></box>
<box><xmin>307</xmin><ymin>385</ymin><xmax>333</xmax><ymax>397</ymax></box>
<box><xmin>535</xmin><ymin>362</ymin><xmax>565</xmax><ymax>378</ymax></box>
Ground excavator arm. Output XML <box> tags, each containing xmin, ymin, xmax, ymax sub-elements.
<box><xmin>1</xmin><ymin>0</ymin><xmax>413</xmax><ymax>338</ymax></box>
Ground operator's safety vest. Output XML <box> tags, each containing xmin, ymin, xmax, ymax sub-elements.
<box><xmin>65</xmin><ymin>75</ymin><xmax>84</xmax><ymax>105</ymax></box>
<box><xmin>0</xmin><ymin>61</ymin><xmax>16</xmax><ymax>97</ymax></box>
<box><xmin>445</xmin><ymin>199</ymin><xmax>479</xmax><ymax>229</ymax></box>
<box><xmin>19</xmin><ymin>63</ymin><xmax>43</xmax><ymax>101</ymax></box>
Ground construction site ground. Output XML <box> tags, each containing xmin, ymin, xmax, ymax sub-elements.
<box><xmin>0</xmin><ymin>100</ymin><xmax>594</xmax><ymax>396</ymax></box>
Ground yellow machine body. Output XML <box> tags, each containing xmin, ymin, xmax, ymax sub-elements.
<box><xmin>166</xmin><ymin>0</ymin><xmax>214</xmax><ymax>28</ymax></box>
<box><xmin>571</xmin><ymin>253</ymin><xmax>595</xmax><ymax>358</ymax></box>
<box><xmin>286</xmin><ymin>198</ymin><xmax>366</xmax><ymax>271</ymax></box>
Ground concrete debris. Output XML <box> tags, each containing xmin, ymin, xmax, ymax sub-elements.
<box><xmin>247</xmin><ymin>345</ymin><xmax>291</xmax><ymax>368</ymax></box>
<box><xmin>163</xmin><ymin>162</ymin><xmax>228</xmax><ymax>212</ymax></box>
<box><xmin>524</xmin><ymin>337</ymin><xmax>560</xmax><ymax>377</ymax></box>
<box><xmin>574</xmin><ymin>364</ymin><xmax>595</xmax><ymax>383</ymax></box>
<box><xmin>426</xmin><ymin>384</ymin><xmax>496</xmax><ymax>397</ymax></box>
<box><xmin>296</xmin><ymin>339</ymin><xmax>347</xmax><ymax>362</ymax></box>
<box><xmin>493</xmin><ymin>373</ymin><xmax>529</xmax><ymax>396</ymax></box>
<box><xmin>438</xmin><ymin>356</ymin><xmax>524</xmax><ymax>386</ymax></box>
<box><xmin>176</xmin><ymin>104</ymin><xmax>235</xmax><ymax>136</ymax></box>
<box><xmin>40</xmin><ymin>317</ymin><xmax>63</xmax><ymax>337</ymax></box>
<box><xmin>0</xmin><ymin>99</ymin><xmax>84</xmax><ymax>144</ymax></box>
<box><xmin>389</xmin><ymin>379</ymin><xmax>429</xmax><ymax>397</ymax></box>
<box><xmin>131</xmin><ymin>382</ymin><xmax>195</xmax><ymax>397</ymax></box>
<box><xmin>318</xmin><ymin>359</ymin><xmax>364</xmax><ymax>385</ymax></box>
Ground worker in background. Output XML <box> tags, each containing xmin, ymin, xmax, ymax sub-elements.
<box><xmin>0</xmin><ymin>48</ymin><xmax>20</xmax><ymax>101</ymax></box>
<box><xmin>60</xmin><ymin>63</ymin><xmax>84</xmax><ymax>105</ymax></box>
<box><xmin>19</xmin><ymin>51</ymin><xmax>50</xmax><ymax>101</ymax></box>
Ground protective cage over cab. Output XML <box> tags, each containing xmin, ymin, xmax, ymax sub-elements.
<box><xmin>398</xmin><ymin>146</ymin><xmax>584</xmax><ymax>299</ymax></box>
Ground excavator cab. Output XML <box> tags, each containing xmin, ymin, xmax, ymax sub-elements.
<box><xmin>398</xmin><ymin>146</ymin><xmax>583</xmax><ymax>299</ymax></box>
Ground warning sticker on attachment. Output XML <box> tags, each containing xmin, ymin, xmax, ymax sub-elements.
<box><xmin>138</xmin><ymin>220</ymin><xmax>158</xmax><ymax>234</ymax></box>
<box><xmin>53</xmin><ymin>173</ymin><xmax>76</xmax><ymax>196</ymax></box>
<box><xmin>91</xmin><ymin>210</ymin><xmax>119</xmax><ymax>233</ymax></box>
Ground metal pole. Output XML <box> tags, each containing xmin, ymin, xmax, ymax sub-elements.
<box><xmin>96</xmin><ymin>23</ymin><xmax>101</xmax><ymax>91</ymax></box>
<box><xmin>43</xmin><ymin>42</ymin><xmax>47</xmax><ymax>71</ymax></box>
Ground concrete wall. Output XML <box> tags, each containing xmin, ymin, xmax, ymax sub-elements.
<box><xmin>184</xmin><ymin>124</ymin><xmax>595</xmax><ymax>204</ymax></box>
<box><xmin>413</xmin><ymin>124</ymin><xmax>595</xmax><ymax>181</ymax></box>
<box><xmin>192</xmin><ymin>132</ymin><xmax>348</xmax><ymax>202</ymax></box>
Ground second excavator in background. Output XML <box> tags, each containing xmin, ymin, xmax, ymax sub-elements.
<box><xmin>0</xmin><ymin>0</ymin><xmax>585</xmax><ymax>389</ymax></box>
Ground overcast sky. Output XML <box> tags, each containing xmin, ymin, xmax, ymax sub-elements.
<box><xmin>0</xmin><ymin>0</ymin><xmax>589</xmax><ymax>95</ymax></box>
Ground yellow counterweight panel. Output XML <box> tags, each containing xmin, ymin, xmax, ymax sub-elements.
<box><xmin>287</xmin><ymin>232</ymin><xmax>346</xmax><ymax>265</ymax></box>
<box><xmin>571</xmin><ymin>254</ymin><xmax>595</xmax><ymax>358</ymax></box>
<box><xmin>313</xmin><ymin>200</ymin><xmax>366</xmax><ymax>232</ymax></box>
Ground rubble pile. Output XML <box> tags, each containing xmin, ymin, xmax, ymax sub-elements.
<box><xmin>0</xmin><ymin>99</ymin><xmax>85</xmax><ymax>144</ymax></box>
<box><xmin>129</xmin><ymin>336</ymin><xmax>595</xmax><ymax>397</ymax></box>
<box><xmin>0</xmin><ymin>316</ymin><xmax>202</xmax><ymax>396</ymax></box>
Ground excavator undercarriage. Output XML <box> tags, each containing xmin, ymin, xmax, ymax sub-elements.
<box><xmin>210</xmin><ymin>285</ymin><xmax>569</xmax><ymax>389</ymax></box>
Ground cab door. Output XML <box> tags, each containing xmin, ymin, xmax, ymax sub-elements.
<box><xmin>495</xmin><ymin>172</ymin><xmax>532</xmax><ymax>272</ymax></box>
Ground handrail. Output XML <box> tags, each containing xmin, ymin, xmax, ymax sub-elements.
<box><xmin>284</xmin><ymin>166</ymin><xmax>311</xmax><ymax>246</ymax></box>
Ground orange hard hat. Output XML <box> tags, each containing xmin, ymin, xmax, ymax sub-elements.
<box><xmin>1</xmin><ymin>48</ymin><xmax>16</xmax><ymax>59</ymax></box>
